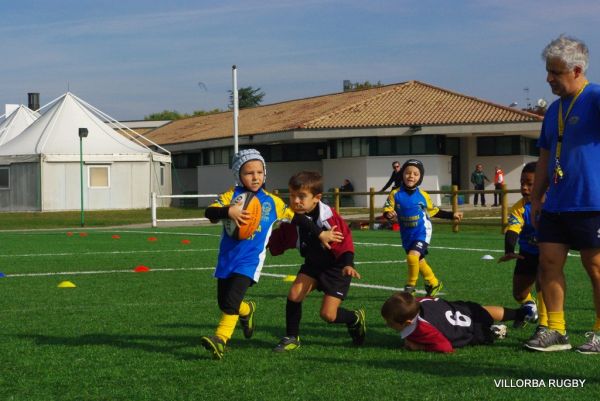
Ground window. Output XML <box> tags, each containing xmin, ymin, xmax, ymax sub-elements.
<box><xmin>336</xmin><ymin>138</ymin><xmax>369</xmax><ymax>158</ymax></box>
<box><xmin>0</xmin><ymin>167</ymin><xmax>8</xmax><ymax>189</ymax></box>
<box><xmin>88</xmin><ymin>166</ymin><xmax>110</xmax><ymax>188</ymax></box>
<box><xmin>477</xmin><ymin>136</ymin><xmax>525</xmax><ymax>156</ymax></box>
<box><xmin>159</xmin><ymin>165</ymin><xmax>165</xmax><ymax>186</ymax></box>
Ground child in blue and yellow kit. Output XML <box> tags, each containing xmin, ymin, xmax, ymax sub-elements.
<box><xmin>383</xmin><ymin>159</ymin><xmax>463</xmax><ymax>296</ymax></box>
<box><xmin>200</xmin><ymin>149</ymin><xmax>341</xmax><ymax>359</ymax></box>
<box><xmin>498</xmin><ymin>162</ymin><xmax>546</xmax><ymax>331</ymax></box>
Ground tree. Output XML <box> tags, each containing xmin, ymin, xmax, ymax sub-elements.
<box><xmin>343</xmin><ymin>80</ymin><xmax>384</xmax><ymax>92</ymax></box>
<box><xmin>228</xmin><ymin>86</ymin><xmax>265</xmax><ymax>109</ymax></box>
<box><xmin>144</xmin><ymin>110</ymin><xmax>184</xmax><ymax>121</ymax></box>
<box><xmin>145</xmin><ymin>108</ymin><xmax>222</xmax><ymax>121</ymax></box>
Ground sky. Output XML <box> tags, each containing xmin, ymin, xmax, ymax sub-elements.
<box><xmin>1</xmin><ymin>0</ymin><xmax>600</xmax><ymax>121</ymax></box>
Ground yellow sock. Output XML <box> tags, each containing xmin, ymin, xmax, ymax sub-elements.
<box><xmin>537</xmin><ymin>291</ymin><xmax>548</xmax><ymax>328</ymax></box>
<box><xmin>405</xmin><ymin>253</ymin><xmax>420</xmax><ymax>287</ymax></box>
<box><xmin>215</xmin><ymin>313</ymin><xmax>239</xmax><ymax>343</ymax></box>
<box><xmin>518</xmin><ymin>293</ymin><xmax>535</xmax><ymax>304</ymax></box>
<box><xmin>419</xmin><ymin>259</ymin><xmax>438</xmax><ymax>287</ymax></box>
<box><xmin>238</xmin><ymin>301</ymin><xmax>250</xmax><ymax>317</ymax></box>
<box><xmin>547</xmin><ymin>311</ymin><xmax>566</xmax><ymax>334</ymax></box>
<box><xmin>593</xmin><ymin>317</ymin><xmax>600</xmax><ymax>332</ymax></box>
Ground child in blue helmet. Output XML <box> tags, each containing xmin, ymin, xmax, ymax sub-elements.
<box><xmin>383</xmin><ymin>159</ymin><xmax>463</xmax><ymax>296</ymax></box>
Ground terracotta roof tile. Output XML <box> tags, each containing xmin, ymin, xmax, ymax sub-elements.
<box><xmin>145</xmin><ymin>80</ymin><xmax>542</xmax><ymax>145</ymax></box>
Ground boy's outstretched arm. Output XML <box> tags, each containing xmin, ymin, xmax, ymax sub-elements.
<box><xmin>498</xmin><ymin>230</ymin><xmax>524</xmax><ymax>263</ymax></box>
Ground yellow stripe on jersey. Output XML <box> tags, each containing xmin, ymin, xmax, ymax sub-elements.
<box><xmin>506</xmin><ymin>198</ymin><xmax>526</xmax><ymax>235</ymax></box>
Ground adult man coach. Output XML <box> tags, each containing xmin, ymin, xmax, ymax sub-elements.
<box><xmin>526</xmin><ymin>35</ymin><xmax>600</xmax><ymax>353</ymax></box>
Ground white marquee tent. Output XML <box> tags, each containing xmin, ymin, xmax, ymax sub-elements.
<box><xmin>0</xmin><ymin>105</ymin><xmax>40</xmax><ymax>147</ymax></box>
<box><xmin>0</xmin><ymin>92</ymin><xmax>172</xmax><ymax>211</ymax></box>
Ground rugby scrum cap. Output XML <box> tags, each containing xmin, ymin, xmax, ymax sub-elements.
<box><xmin>400</xmin><ymin>159</ymin><xmax>425</xmax><ymax>187</ymax></box>
<box><xmin>232</xmin><ymin>149</ymin><xmax>266</xmax><ymax>186</ymax></box>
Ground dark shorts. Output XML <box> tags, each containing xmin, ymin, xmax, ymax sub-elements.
<box><xmin>404</xmin><ymin>240</ymin><xmax>429</xmax><ymax>258</ymax></box>
<box><xmin>514</xmin><ymin>252</ymin><xmax>539</xmax><ymax>277</ymax></box>
<box><xmin>538</xmin><ymin>211</ymin><xmax>600</xmax><ymax>250</ymax></box>
<box><xmin>217</xmin><ymin>273</ymin><xmax>253</xmax><ymax>314</ymax></box>
<box><xmin>298</xmin><ymin>263</ymin><xmax>351</xmax><ymax>300</ymax></box>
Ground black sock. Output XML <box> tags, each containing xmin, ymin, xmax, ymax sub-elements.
<box><xmin>286</xmin><ymin>299</ymin><xmax>302</xmax><ymax>338</ymax></box>
<box><xmin>333</xmin><ymin>307</ymin><xmax>357</xmax><ymax>325</ymax></box>
<box><xmin>501</xmin><ymin>308</ymin><xmax>522</xmax><ymax>322</ymax></box>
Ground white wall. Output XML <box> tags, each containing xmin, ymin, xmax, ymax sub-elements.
<box><xmin>42</xmin><ymin>161</ymin><xmax>153</xmax><ymax>210</ymax></box>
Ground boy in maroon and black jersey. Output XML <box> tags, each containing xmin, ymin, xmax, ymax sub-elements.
<box><xmin>381</xmin><ymin>292</ymin><xmax>537</xmax><ymax>353</ymax></box>
<box><xmin>268</xmin><ymin>171</ymin><xmax>366</xmax><ymax>352</ymax></box>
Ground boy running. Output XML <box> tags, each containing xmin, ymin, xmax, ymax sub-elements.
<box><xmin>383</xmin><ymin>159</ymin><xmax>462</xmax><ymax>296</ymax></box>
<box><xmin>268</xmin><ymin>171</ymin><xmax>366</xmax><ymax>351</ymax></box>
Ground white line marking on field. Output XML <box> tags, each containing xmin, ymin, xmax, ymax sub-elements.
<box><xmin>354</xmin><ymin>241</ymin><xmax>579</xmax><ymax>257</ymax></box>
<box><xmin>0</xmin><ymin>248</ymin><xmax>219</xmax><ymax>258</ymax></box>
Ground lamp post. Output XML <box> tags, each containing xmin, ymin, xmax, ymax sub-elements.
<box><xmin>78</xmin><ymin>128</ymin><xmax>88</xmax><ymax>227</ymax></box>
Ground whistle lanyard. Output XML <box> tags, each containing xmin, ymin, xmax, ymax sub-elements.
<box><xmin>554</xmin><ymin>81</ymin><xmax>588</xmax><ymax>184</ymax></box>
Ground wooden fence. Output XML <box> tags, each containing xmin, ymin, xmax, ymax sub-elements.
<box><xmin>275</xmin><ymin>185</ymin><xmax>520</xmax><ymax>233</ymax></box>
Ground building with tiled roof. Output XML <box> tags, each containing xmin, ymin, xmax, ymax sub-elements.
<box><xmin>145</xmin><ymin>80</ymin><xmax>543</xmax><ymax>206</ymax></box>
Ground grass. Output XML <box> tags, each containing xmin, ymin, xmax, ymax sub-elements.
<box><xmin>0</xmin><ymin>224</ymin><xmax>597</xmax><ymax>401</ymax></box>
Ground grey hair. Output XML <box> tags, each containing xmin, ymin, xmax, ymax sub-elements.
<box><xmin>542</xmin><ymin>34</ymin><xmax>589</xmax><ymax>73</ymax></box>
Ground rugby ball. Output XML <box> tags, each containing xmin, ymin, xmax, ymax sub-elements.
<box><xmin>223</xmin><ymin>192</ymin><xmax>262</xmax><ymax>240</ymax></box>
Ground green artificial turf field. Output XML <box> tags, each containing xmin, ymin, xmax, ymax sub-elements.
<box><xmin>0</xmin><ymin>224</ymin><xmax>596</xmax><ymax>401</ymax></box>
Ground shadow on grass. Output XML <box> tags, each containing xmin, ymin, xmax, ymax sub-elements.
<box><xmin>18</xmin><ymin>332</ymin><xmax>204</xmax><ymax>361</ymax></box>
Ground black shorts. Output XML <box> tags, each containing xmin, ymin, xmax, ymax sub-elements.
<box><xmin>405</xmin><ymin>240</ymin><xmax>429</xmax><ymax>258</ymax></box>
<box><xmin>514</xmin><ymin>252</ymin><xmax>539</xmax><ymax>277</ymax></box>
<box><xmin>538</xmin><ymin>211</ymin><xmax>600</xmax><ymax>250</ymax></box>
<box><xmin>298</xmin><ymin>263</ymin><xmax>351</xmax><ymax>300</ymax></box>
<box><xmin>217</xmin><ymin>273</ymin><xmax>253</xmax><ymax>314</ymax></box>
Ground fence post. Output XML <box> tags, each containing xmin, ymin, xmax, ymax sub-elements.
<box><xmin>151</xmin><ymin>192</ymin><xmax>157</xmax><ymax>228</ymax></box>
<box><xmin>334</xmin><ymin>188</ymin><xmax>340</xmax><ymax>211</ymax></box>
<box><xmin>501</xmin><ymin>183</ymin><xmax>508</xmax><ymax>233</ymax></box>
<box><xmin>369</xmin><ymin>187</ymin><xmax>375</xmax><ymax>230</ymax></box>
<box><xmin>451</xmin><ymin>185</ymin><xmax>459</xmax><ymax>233</ymax></box>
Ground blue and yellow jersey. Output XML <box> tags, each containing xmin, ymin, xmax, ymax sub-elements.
<box><xmin>506</xmin><ymin>198</ymin><xmax>538</xmax><ymax>255</ymax></box>
<box><xmin>383</xmin><ymin>186</ymin><xmax>439</xmax><ymax>250</ymax></box>
<box><xmin>209</xmin><ymin>186</ymin><xmax>293</xmax><ymax>282</ymax></box>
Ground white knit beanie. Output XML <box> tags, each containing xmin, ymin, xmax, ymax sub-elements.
<box><xmin>231</xmin><ymin>149</ymin><xmax>266</xmax><ymax>187</ymax></box>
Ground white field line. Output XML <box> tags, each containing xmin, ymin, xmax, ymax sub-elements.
<box><xmin>1</xmin><ymin>229</ymin><xmax>221</xmax><ymax>237</ymax></box>
<box><xmin>355</xmin><ymin>241</ymin><xmax>579</xmax><ymax>257</ymax></box>
<box><xmin>0</xmin><ymin>248</ymin><xmax>219</xmax><ymax>258</ymax></box>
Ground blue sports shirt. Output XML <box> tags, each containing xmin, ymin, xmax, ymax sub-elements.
<box><xmin>209</xmin><ymin>186</ymin><xmax>293</xmax><ymax>282</ymax></box>
<box><xmin>538</xmin><ymin>83</ymin><xmax>600</xmax><ymax>211</ymax></box>
<box><xmin>383</xmin><ymin>186</ymin><xmax>440</xmax><ymax>251</ymax></box>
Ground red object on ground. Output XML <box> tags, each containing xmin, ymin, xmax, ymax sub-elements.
<box><xmin>181</xmin><ymin>239</ymin><xmax>191</xmax><ymax>245</ymax></box>
<box><xmin>392</xmin><ymin>223</ymin><xmax>400</xmax><ymax>231</ymax></box>
<box><xmin>147</xmin><ymin>237</ymin><xmax>157</xmax><ymax>242</ymax></box>
<box><xmin>112</xmin><ymin>234</ymin><xmax>121</xmax><ymax>239</ymax></box>
<box><xmin>134</xmin><ymin>265</ymin><xmax>150</xmax><ymax>273</ymax></box>
<box><xmin>79</xmin><ymin>232</ymin><xmax>88</xmax><ymax>237</ymax></box>
<box><xmin>66</xmin><ymin>232</ymin><xmax>74</xmax><ymax>237</ymax></box>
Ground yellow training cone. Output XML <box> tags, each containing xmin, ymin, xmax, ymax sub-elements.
<box><xmin>58</xmin><ymin>281</ymin><xmax>76</xmax><ymax>288</ymax></box>
<box><xmin>283</xmin><ymin>275</ymin><xmax>297</xmax><ymax>282</ymax></box>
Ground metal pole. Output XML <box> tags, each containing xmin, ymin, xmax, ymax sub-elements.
<box><xmin>78</xmin><ymin>128</ymin><xmax>88</xmax><ymax>227</ymax></box>
<box><xmin>151</xmin><ymin>192</ymin><xmax>157</xmax><ymax>228</ymax></box>
<box><xmin>232</xmin><ymin>65</ymin><xmax>239</xmax><ymax>154</ymax></box>
<box><xmin>80</xmin><ymin>136</ymin><xmax>84</xmax><ymax>227</ymax></box>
